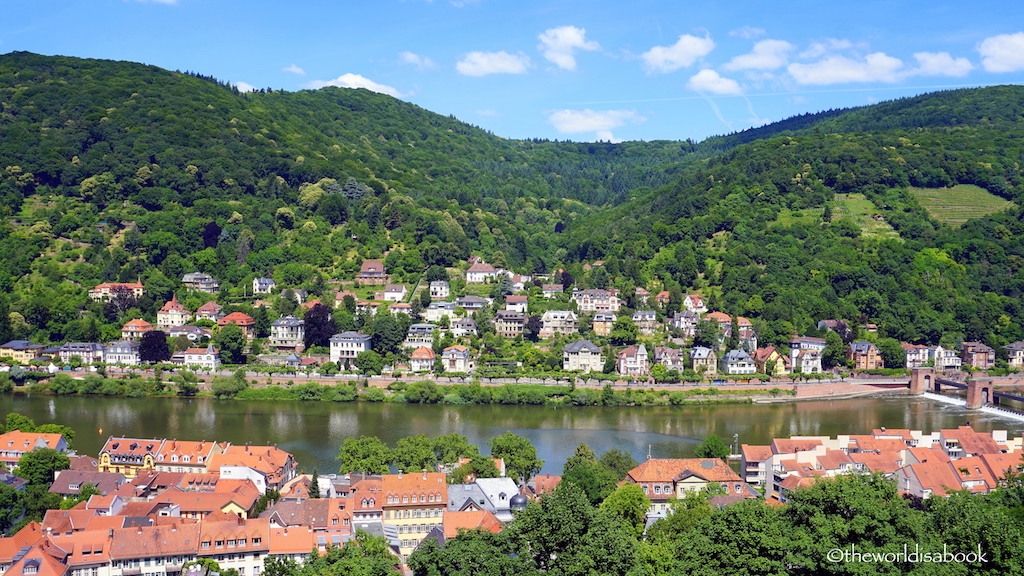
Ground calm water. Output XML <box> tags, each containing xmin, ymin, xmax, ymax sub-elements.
<box><xmin>3</xmin><ymin>394</ymin><xmax>1023</xmax><ymax>474</ymax></box>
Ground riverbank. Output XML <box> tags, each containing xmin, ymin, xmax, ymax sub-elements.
<box><xmin>11</xmin><ymin>368</ymin><xmax>912</xmax><ymax>408</ymax></box>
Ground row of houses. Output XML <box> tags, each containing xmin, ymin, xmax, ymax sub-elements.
<box><xmin>741</xmin><ymin>426</ymin><xmax>1024</xmax><ymax>501</ymax></box>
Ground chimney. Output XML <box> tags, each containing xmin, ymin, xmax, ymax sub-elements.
<box><xmin>423</xmin><ymin>470</ymin><xmax>427</xmax><ymax>480</ymax></box>
<box><xmin>397</xmin><ymin>470</ymin><xmax>402</xmax><ymax>479</ymax></box>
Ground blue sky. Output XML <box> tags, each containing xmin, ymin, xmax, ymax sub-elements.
<box><xmin>4</xmin><ymin>0</ymin><xmax>1024</xmax><ymax>143</ymax></box>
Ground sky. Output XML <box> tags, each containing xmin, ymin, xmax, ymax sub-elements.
<box><xmin>4</xmin><ymin>0</ymin><xmax>1024</xmax><ymax>143</ymax></box>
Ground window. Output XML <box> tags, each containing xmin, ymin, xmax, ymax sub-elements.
<box><xmin>252</xmin><ymin>538</ymin><xmax>261</xmax><ymax>545</ymax></box>
<box><xmin>654</xmin><ymin>485</ymin><xmax>661</xmax><ymax>494</ymax></box>
<box><xmin>201</xmin><ymin>542</ymin><xmax>211</xmax><ymax>550</ymax></box>
<box><xmin>332</xmin><ymin>518</ymin><xmax>339</xmax><ymax>526</ymax></box>
<box><xmin>216</xmin><ymin>540</ymin><xmax>225</xmax><ymax>548</ymax></box>
<box><xmin>227</xmin><ymin>540</ymin><xmax>236</xmax><ymax>548</ymax></box>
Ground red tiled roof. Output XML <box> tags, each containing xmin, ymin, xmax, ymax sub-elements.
<box><xmin>411</xmin><ymin>346</ymin><xmax>436</xmax><ymax>360</ymax></box>
<box><xmin>741</xmin><ymin>444</ymin><xmax>772</xmax><ymax>462</ymax></box>
<box><xmin>443</xmin><ymin>510</ymin><xmax>502</xmax><ymax>538</ymax></box>
<box><xmin>908</xmin><ymin>461</ymin><xmax>962</xmax><ymax>497</ymax></box>
<box><xmin>625</xmin><ymin>458</ymin><xmax>742</xmax><ymax>484</ymax></box>
<box><xmin>218</xmin><ymin>312</ymin><xmax>254</xmax><ymax>327</ymax></box>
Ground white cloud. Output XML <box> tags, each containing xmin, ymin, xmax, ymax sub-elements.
<box><xmin>912</xmin><ymin>52</ymin><xmax>973</xmax><ymax>77</ymax></box>
<box><xmin>282</xmin><ymin>64</ymin><xmax>305</xmax><ymax>76</ymax></box>
<box><xmin>548</xmin><ymin>109</ymin><xmax>644</xmax><ymax>135</ymax></box>
<box><xmin>686</xmin><ymin>69</ymin><xmax>743</xmax><ymax>95</ymax></box>
<box><xmin>538</xmin><ymin>25</ymin><xmax>600</xmax><ymax>71</ymax></box>
<box><xmin>399</xmin><ymin>51</ymin><xmax>437</xmax><ymax>71</ymax></box>
<box><xmin>788</xmin><ymin>52</ymin><xmax>904</xmax><ymax>85</ymax></box>
<box><xmin>306</xmin><ymin>73</ymin><xmax>402</xmax><ymax>97</ymax></box>
<box><xmin>595</xmin><ymin>130</ymin><xmax>622</xmax><ymax>143</ymax></box>
<box><xmin>725</xmin><ymin>39</ymin><xmax>794</xmax><ymax>71</ymax></box>
<box><xmin>799</xmin><ymin>38</ymin><xmax>858</xmax><ymax>59</ymax></box>
<box><xmin>641</xmin><ymin>34</ymin><xmax>714</xmax><ymax>73</ymax></box>
<box><xmin>978</xmin><ymin>32</ymin><xmax>1024</xmax><ymax>72</ymax></box>
<box><xmin>730</xmin><ymin>26</ymin><xmax>765</xmax><ymax>40</ymax></box>
<box><xmin>456</xmin><ymin>51</ymin><xmax>531</xmax><ymax>76</ymax></box>
<box><xmin>233</xmin><ymin>81</ymin><xmax>257</xmax><ymax>93</ymax></box>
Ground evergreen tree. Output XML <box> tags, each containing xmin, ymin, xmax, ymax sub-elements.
<box><xmin>303</xmin><ymin>303</ymin><xmax>336</xmax><ymax>349</ymax></box>
<box><xmin>308</xmin><ymin>469</ymin><xmax>320</xmax><ymax>499</ymax></box>
<box><xmin>139</xmin><ymin>330</ymin><xmax>171</xmax><ymax>363</ymax></box>
<box><xmin>253</xmin><ymin>305</ymin><xmax>271</xmax><ymax>339</ymax></box>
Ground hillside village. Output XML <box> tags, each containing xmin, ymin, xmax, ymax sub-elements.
<box><xmin>2</xmin><ymin>257</ymin><xmax>1021</xmax><ymax>383</ymax></box>
<box><xmin>1</xmin><ymin>421</ymin><xmax>1022</xmax><ymax>575</ymax></box>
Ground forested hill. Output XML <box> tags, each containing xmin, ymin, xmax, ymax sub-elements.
<box><xmin>701</xmin><ymin>85</ymin><xmax>1024</xmax><ymax>150</ymax></box>
<box><xmin>0</xmin><ymin>51</ymin><xmax>687</xmax><ymax>211</ymax></box>
<box><xmin>563</xmin><ymin>84</ymin><xmax>1024</xmax><ymax>347</ymax></box>
<box><xmin>2</xmin><ymin>51</ymin><xmax>1024</xmax><ymax>353</ymax></box>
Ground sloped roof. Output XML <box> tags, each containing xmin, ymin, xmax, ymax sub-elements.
<box><xmin>625</xmin><ymin>458</ymin><xmax>741</xmax><ymax>484</ymax></box>
<box><xmin>442</xmin><ymin>510</ymin><xmax>502</xmax><ymax>539</ymax></box>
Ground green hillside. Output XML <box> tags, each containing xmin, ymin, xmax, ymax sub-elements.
<box><xmin>909</xmin><ymin>184</ymin><xmax>1017</xmax><ymax>226</ymax></box>
<box><xmin>2</xmin><ymin>52</ymin><xmax>1024</xmax><ymax>353</ymax></box>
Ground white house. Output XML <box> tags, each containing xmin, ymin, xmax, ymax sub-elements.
<box><xmin>466</xmin><ymin>262</ymin><xmax>499</xmax><ymax>283</ymax></box>
<box><xmin>563</xmin><ymin>340</ymin><xmax>603</xmax><ymax>372</ymax></box>
<box><xmin>329</xmin><ymin>331</ymin><xmax>372</xmax><ymax>368</ymax></box>
<box><xmin>617</xmin><ymin>344</ymin><xmax>649</xmax><ymax>376</ymax></box>
<box><xmin>253</xmin><ymin>277</ymin><xmax>276</xmax><ymax>295</ymax></box>
<box><xmin>181</xmin><ymin>344</ymin><xmax>220</xmax><ymax>370</ymax></box>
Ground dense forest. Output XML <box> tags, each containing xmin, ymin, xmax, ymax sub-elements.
<box><xmin>1</xmin><ymin>51</ymin><xmax>1024</xmax><ymax>357</ymax></box>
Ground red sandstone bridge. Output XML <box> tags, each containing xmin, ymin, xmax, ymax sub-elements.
<box><xmin>910</xmin><ymin>368</ymin><xmax>1024</xmax><ymax>408</ymax></box>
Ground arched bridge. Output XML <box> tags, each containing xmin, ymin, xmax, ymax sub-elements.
<box><xmin>910</xmin><ymin>367</ymin><xmax>1024</xmax><ymax>408</ymax></box>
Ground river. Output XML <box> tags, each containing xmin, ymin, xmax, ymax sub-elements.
<box><xmin>4</xmin><ymin>394</ymin><xmax>1023</xmax><ymax>474</ymax></box>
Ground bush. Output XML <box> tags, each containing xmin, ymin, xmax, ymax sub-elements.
<box><xmin>361</xmin><ymin>387</ymin><xmax>386</xmax><ymax>402</ymax></box>
<box><xmin>211</xmin><ymin>375</ymin><xmax>248</xmax><ymax>398</ymax></box>
<box><xmin>405</xmin><ymin>380</ymin><xmax>443</xmax><ymax>404</ymax></box>
<box><xmin>330</xmin><ymin>383</ymin><xmax>358</xmax><ymax>402</ymax></box>
<box><xmin>50</xmin><ymin>374</ymin><xmax>78</xmax><ymax>395</ymax></box>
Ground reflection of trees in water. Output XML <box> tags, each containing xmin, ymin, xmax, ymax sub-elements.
<box><xmin>4</xmin><ymin>394</ymin><xmax>1018</xmax><ymax>476</ymax></box>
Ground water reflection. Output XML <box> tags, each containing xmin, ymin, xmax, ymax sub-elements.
<box><xmin>3</xmin><ymin>395</ymin><xmax>1022</xmax><ymax>474</ymax></box>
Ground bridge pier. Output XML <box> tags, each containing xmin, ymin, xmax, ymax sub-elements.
<box><xmin>909</xmin><ymin>367</ymin><xmax>934</xmax><ymax>395</ymax></box>
<box><xmin>966</xmin><ymin>378</ymin><xmax>992</xmax><ymax>409</ymax></box>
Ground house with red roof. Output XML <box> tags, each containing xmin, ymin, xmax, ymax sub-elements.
<box><xmin>465</xmin><ymin>262</ymin><xmax>498</xmax><ymax>284</ymax></box>
<box><xmin>89</xmin><ymin>282</ymin><xmax>145</xmax><ymax>302</ymax></box>
<box><xmin>120</xmin><ymin>319</ymin><xmax>153</xmax><ymax>342</ymax></box>
<box><xmin>410</xmin><ymin>346</ymin><xmax>436</xmax><ymax>372</ymax></box>
<box><xmin>218</xmin><ymin>312</ymin><xmax>255</xmax><ymax>341</ymax></box>
<box><xmin>195</xmin><ymin>301</ymin><xmax>224</xmax><ymax>321</ymax></box>
<box><xmin>208</xmin><ymin>445</ymin><xmax>298</xmax><ymax>491</ymax></box>
<box><xmin>156</xmin><ymin>295</ymin><xmax>191</xmax><ymax>329</ymax></box>
<box><xmin>356</xmin><ymin>260</ymin><xmax>388</xmax><ymax>285</ymax></box>
<box><xmin>382</xmin><ymin>471</ymin><xmax>447</xmax><ymax>556</ymax></box>
<box><xmin>0</xmin><ymin>430</ymin><xmax>69</xmax><ymax>468</ymax></box>
<box><xmin>621</xmin><ymin>458</ymin><xmax>757</xmax><ymax>517</ymax></box>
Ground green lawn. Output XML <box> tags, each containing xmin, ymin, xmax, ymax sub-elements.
<box><xmin>832</xmin><ymin>193</ymin><xmax>900</xmax><ymax>239</ymax></box>
<box><xmin>909</xmin><ymin>184</ymin><xmax>1017</xmax><ymax>227</ymax></box>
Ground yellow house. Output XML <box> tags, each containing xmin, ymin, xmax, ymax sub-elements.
<box><xmin>98</xmin><ymin>436</ymin><xmax>164</xmax><ymax>478</ymax></box>
<box><xmin>753</xmin><ymin>346</ymin><xmax>790</xmax><ymax>376</ymax></box>
<box><xmin>382</xmin><ymin>471</ymin><xmax>448</xmax><ymax>557</ymax></box>
<box><xmin>0</xmin><ymin>340</ymin><xmax>46</xmax><ymax>364</ymax></box>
